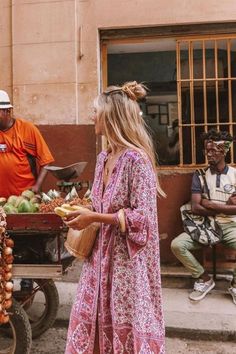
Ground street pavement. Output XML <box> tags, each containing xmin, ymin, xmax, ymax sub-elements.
<box><xmin>55</xmin><ymin>281</ymin><xmax>236</xmax><ymax>341</ymax></box>
<box><xmin>29</xmin><ymin>264</ymin><xmax>236</xmax><ymax>352</ymax></box>
<box><xmin>31</xmin><ymin>327</ymin><xmax>236</xmax><ymax>354</ymax></box>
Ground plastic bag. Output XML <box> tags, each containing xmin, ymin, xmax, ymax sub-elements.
<box><xmin>45</xmin><ymin>233</ymin><xmax>72</xmax><ymax>262</ymax></box>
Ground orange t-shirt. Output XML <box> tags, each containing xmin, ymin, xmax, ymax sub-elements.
<box><xmin>0</xmin><ymin>118</ymin><xmax>54</xmax><ymax>198</ymax></box>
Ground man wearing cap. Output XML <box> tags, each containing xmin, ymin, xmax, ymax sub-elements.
<box><xmin>0</xmin><ymin>90</ymin><xmax>54</xmax><ymax>198</ymax></box>
<box><xmin>171</xmin><ymin>129</ymin><xmax>236</xmax><ymax>304</ymax></box>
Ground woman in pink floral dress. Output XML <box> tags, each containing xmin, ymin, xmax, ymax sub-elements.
<box><xmin>65</xmin><ymin>82</ymin><xmax>165</xmax><ymax>354</ymax></box>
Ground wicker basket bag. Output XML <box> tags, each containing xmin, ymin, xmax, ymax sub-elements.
<box><xmin>64</xmin><ymin>222</ymin><xmax>100</xmax><ymax>260</ymax></box>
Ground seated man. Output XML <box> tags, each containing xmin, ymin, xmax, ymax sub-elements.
<box><xmin>171</xmin><ymin>129</ymin><xmax>236</xmax><ymax>304</ymax></box>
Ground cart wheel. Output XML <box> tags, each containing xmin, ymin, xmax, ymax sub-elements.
<box><xmin>0</xmin><ymin>299</ymin><xmax>32</xmax><ymax>354</ymax></box>
<box><xmin>14</xmin><ymin>279</ymin><xmax>59</xmax><ymax>339</ymax></box>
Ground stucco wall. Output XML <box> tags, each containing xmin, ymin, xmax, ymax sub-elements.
<box><xmin>78</xmin><ymin>0</ymin><xmax>236</xmax><ymax>123</ymax></box>
<box><xmin>1</xmin><ymin>1</ymin><xmax>236</xmax><ymax>125</ymax></box>
<box><xmin>1</xmin><ymin>0</ymin><xmax>78</xmax><ymax>124</ymax></box>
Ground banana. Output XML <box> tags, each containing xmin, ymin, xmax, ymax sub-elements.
<box><xmin>61</xmin><ymin>204</ymin><xmax>89</xmax><ymax>213</ymax></box>
<box><xmin>55</xmin><ymin>204</ymin><xmax>90</xmax><ymax>218</ymax></box>
<box><xmin>61</xmin><ymin>204</ymin><xmax>76</xmax><ymax>211</ymax></box>
<box><xmin>54</xmin><ymin>207</ymin><xmax>70</xmax><ymax>218</ymax></box>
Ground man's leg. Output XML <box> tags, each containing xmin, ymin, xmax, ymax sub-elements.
<box><xmin>171</xmin><ymin>232</ymin><xmax>205</xmax><ymax>278</ymax></box>
<box><xmin>171</xmin><ymin>232</ymin><xmax>215</xmax><ymax>300</ymax></box>
<box><xmin>220</xmin><ymin>222</ymin><xmax>236</xmax><ymax>304</ymax></box>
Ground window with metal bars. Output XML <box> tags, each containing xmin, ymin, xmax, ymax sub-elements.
<box><xmin>176</xmin><ymin>36</ymin><xmax>236</xmax><ymax>166</ymax></box>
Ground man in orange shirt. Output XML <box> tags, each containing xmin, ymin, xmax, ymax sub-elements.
<box><xmin>0</xmin><ymin>90</ymin><xmax>55</xmax><ymax>291</ymax></box>
<box><xmin>0</xmin><ymin>90</ymin><xmax>54</xmax><ymax>198</ymax></box>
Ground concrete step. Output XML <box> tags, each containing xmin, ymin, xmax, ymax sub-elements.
<box><xmin>54</xmin><ymin>282</ymin><xmax>236</xmax><ymax>341</ymax></box>
<box><xmin>161</xmin><ymin>265</ymin><xmax>233</xmax><ymax>290</ymax></box>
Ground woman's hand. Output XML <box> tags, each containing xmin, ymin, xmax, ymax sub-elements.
<box><xmin>64</xmin><ymin>209</ymin><xmax>95</xmax><ymax>230</ymax></box>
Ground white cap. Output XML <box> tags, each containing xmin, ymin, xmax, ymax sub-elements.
<box><xmin>0</xmin><ymin>90</ymin><xmax>13</xmax><ymax>109</ymax></box>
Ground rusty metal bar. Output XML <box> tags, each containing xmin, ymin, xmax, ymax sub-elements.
<box><xmin>180</xmin><ymin>122</ymin><xmax>236</xmax><ymax>127</ymax></box>
<box><xmin>202</xmin><ymin>40</ymin><xmax>208</xmax><ymax>165</ymax></box>
<box><xmin>202</xmin><ymin>40</ymin><xmax>208</xmax><ymax>132</ymax></box>
<box><xmin>214</xmin><ymin>40</ymin><xmax>220</xmax><ymax>129</ymax></box>
<box><xmin>227</xmin><ymin>39</ymin><xmax>234</xmax><ymax>163</ymax></box>
<box><xmin>189</xmin><ymin>41</ymin><xmax>196</xmax><ymax>164</ymax></box>
<box><xmin>179</xmin><ymin>77</ymin><xmax>236</xmax><ymax>81</ymax></box>
<box><xmin>176</xmin><ymin>41</ymin><xmax>183</xmax><ymax>165</ymax></box>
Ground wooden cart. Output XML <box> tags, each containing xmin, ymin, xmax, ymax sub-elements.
<box><xmin>0</xmin><ymin>213</ymin><xmax>71</xmax><ymax>354</ymax></box>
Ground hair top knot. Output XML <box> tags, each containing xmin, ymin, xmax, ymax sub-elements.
<box><xmin>103</xmin><ymin>81</ymin><xmax>147</xmax><ymax>101</ymax></box>
<box><xmin>121</xmin><ymin>81</ymin><xmax>139</xmax><ymax>100</ymax></box>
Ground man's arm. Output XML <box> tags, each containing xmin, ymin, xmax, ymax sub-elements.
<box><xmin>191</xmin><ymin>169</ymin><xmax>236</xmax><ymax>216</ymax></box>
<box><xmin>201</xmin><ymin>198</ymin><xmax>236</xmax><ymax>215</ymax></box>
<box><xmin>191</xmin><ymin>193</ymin><xmax>216</xmax><ymax>216</ymax></box>
<box><xmin>31</xmin><ymin>165</ymin><xmax>49</xmax><ymax>193</ymax></box>
<box><xmin>25</xmin><ymin>123</ymin><xmax>54</xmax><ymax>193</ymax></box>
<box><xmin>190</xmin><ymin>171</ymin><xmax>215</xmax><ymax>216</ymax></box>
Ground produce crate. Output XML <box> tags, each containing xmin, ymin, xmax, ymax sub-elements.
<box><xmin>6</xmin><ymin>213</ymin><xmax>65</xmax><ymax>235</ymax></box>
<box><xmin>5</xmin><ymin>213</ymin><xmax>67</xmax><ymax>279</ymax></box>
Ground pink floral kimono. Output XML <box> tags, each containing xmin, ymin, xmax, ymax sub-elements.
<box><xmin>65</xmin><ymin>149</ymin><xmax>165</xmax><ymax>354</ymax></box>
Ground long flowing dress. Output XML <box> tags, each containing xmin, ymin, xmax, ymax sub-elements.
<box><xmin>65</xmin><ymin>149</ymin><xmax>165</xmax><ymax>354</ymax></box>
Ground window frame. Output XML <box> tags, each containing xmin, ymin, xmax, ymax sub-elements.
<box><xmin>100</xmin><ymin>26</ymin><xmax>236</xmax><ymax>170</ymax></box>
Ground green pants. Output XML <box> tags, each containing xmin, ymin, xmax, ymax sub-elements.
<box><xmin>171</xmin><ymin>222</ymin><xmax>236</xmax><ymax>282</ymax></box>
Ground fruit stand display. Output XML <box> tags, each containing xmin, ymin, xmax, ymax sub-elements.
<box><xmin>0</xmin><ymin>206</ymin><xmax>67</xmax><ymax>354</ymax></box>
<box><xmin>0</xmin><ymin>162</ymin><xmax>90</xmax><ymax>354</ymax></box>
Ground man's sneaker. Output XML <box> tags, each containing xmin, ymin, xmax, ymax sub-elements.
<box><xmin>228</xmin><ymin>286</ymin><xmax>236</xmax><ymax>305</ymax></box>
<box><xmin>189</xmin><ymin>278</ymin><xmax>215</xmax><ymax>301</ymax></box>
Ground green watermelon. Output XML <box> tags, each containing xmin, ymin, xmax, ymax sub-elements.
<box><xmin>7</xmin><ymin>195</ymin><xmax>18</xmax><ymax>206</ymax></box>
<box><xmin>21</xmin><ymin>189</ymin><xmax>35</xmax><ymax>200</ymax></box>
<box><xmin>17</xmin><ymin>199</ymin><xmax>33</xmax><ymax>213</ymax></box>
<box><xmin>3</xmin><ymin>203</ymin><xmax>18</xmax><ymax>214</ymax></box>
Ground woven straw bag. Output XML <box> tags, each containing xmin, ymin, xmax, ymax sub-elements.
<box><xmin>64</xmin><ymin>222</ymin><xmax>100</xmax><ymax>259</ymax></box>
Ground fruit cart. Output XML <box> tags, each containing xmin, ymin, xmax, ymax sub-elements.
<box><xmin>0</xmin><ymin>212</ymin><xmax>71</xmax><ymax>354</ymax></box>
<box><xmin>0</xmin><ymin>162</ymin><xmax>90</xmax><ymax>354</ymax></box>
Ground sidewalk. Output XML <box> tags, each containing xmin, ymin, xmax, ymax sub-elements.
<box><xmin>55</xmin><ymin>282</ymin><xmax>236</xmax><ymax>341</ymax></box>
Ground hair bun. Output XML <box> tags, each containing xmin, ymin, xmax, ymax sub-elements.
<box><xmin>121</xmin><ymin>81</ymin><xmax>147</xmax><ymax>101</ymax></box>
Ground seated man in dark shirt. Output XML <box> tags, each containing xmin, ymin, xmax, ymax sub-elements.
<box><xmin>171</xmin><ymin>129</ymin><xmax>236</xmax><ymax>303</ymax></box>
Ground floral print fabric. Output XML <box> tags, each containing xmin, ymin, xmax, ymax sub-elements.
<box><xmin>65</xmin><ymin>149</ymin><xmax>165</xmax><ymax>354</ymax></box>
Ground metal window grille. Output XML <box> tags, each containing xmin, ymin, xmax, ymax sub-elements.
<box><xmin>176</xmin><ymin>36</ymin><xmax>236</xmax><ymax>166</ymax></box>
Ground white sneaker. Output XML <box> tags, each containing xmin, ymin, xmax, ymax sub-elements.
<box><xmin>189</xmin><ymin>278</ymin><xmax>215</xmax><ymax>301</ymax></box>
<box><xmin>228</xmin><ymin>286</ymin><xmax>236</xmax><ymax>305</ymax></box>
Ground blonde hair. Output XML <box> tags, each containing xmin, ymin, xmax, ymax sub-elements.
<box><xmin>94</xmin><ymin>81</ymin><xmax>165</xmax><ymax>197</ymax></box>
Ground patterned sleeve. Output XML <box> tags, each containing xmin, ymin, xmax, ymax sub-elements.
<box><xmin>124</xmin><ymin>156</ymin><xmax>157</xmax><ymax>258</ymax></box>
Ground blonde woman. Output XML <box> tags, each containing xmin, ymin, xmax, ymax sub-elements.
<box><xmin>65</xmin><ymin>82</ymin><xmax>165</xmax><ymax>354</ymax></box>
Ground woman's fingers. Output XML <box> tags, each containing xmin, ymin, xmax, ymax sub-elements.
<box><xmin>66</xmin><ymin>210</ymin><xmax>81</xmax><ymax>218</ymax></box>
<box><xmin>63</xmin><ymin>210</ymin><xmax>83</xmax><ymax>222</ymax></box>
<box><xmin>64</xmin><ymin>216</ymin><xmax>82</xmax><ymax>229</ymax></box>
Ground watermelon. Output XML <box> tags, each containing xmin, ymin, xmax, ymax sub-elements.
<box><xmin>17</xmin><ymin>199</ymin><xmax>33</xmax><ymax>213</ymax></box>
